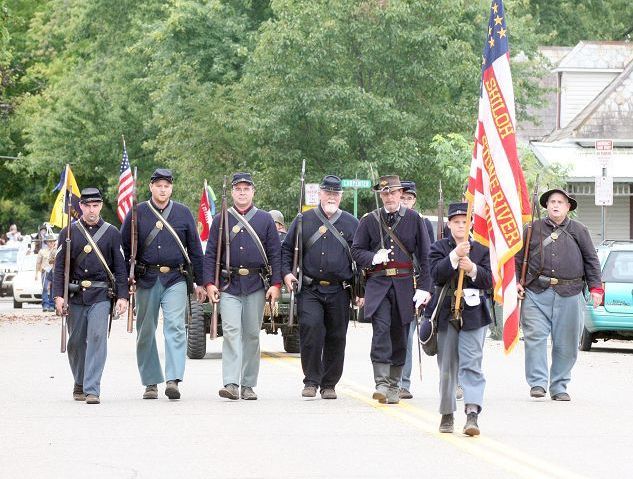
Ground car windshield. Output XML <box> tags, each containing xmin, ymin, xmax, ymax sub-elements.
<box><xmin>18</xmin><ymin>254</ymin><xmax>38</xmax><ymax>272</ymax></box>
<box><xmin>0</xmin><ymin>248</ymin><xmax>19</xmax><ymax>264</ymax></box>
<box><xmin>602</xmin><ymin>251</ymin><xmax>633</xmax><ymax>283</ymax></box>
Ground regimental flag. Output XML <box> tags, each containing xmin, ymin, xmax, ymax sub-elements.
<box><xmin>466</xmin><ymin>0</ymin><xmax>531</xmax><ymax>354</ymax></box>
<box><xmin>197</xmin><ymin>181</ymin><xmax>216</xmax><ymax>242</ymax></box>
<box><xmin>117</xmin><ymin>140</ymin><xmax>134</xmax><ymax>223</ymax></box>
<box><xmin>50</xmin><ymin>164</ymin><xmax>80</xmax><ymax>228</ymax></box>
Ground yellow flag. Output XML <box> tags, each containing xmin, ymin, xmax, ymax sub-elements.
<box><xmin>49</xmin><ymin>165</ymin><xmax>80</xmax><ymax>228</ymax></box>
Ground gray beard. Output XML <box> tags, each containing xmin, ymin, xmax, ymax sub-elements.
<box><xmin>323</xmin><ymin>204</ymin><xmax>338</xmax><ymax>216</ymax></box>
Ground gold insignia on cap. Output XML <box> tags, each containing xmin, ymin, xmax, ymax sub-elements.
<box><xmin>380</xmin><ymin>180</ymin><xmax>388</xmax><ymax>187</ymax></box>
<box><xmin>319</xmin><ymin>225</ymin><xmax>327</xmax><ymax>234</ymax></box>
<box><xmin>156</xmin><ymin>220</ymin><xmax>164</xmax><ymax>230</ymax></box>
<box><xmin>232</xmin><ymin>225</ymin><xmax>241</xmax><ymax>234</ymax></box>
<box><xmin>83</xmin><ymin>244</ymin><xmax>92</xmax><ymax>254</ymax></box>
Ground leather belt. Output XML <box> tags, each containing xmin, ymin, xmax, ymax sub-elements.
<box><xmin>303</xmin><ymin>275</ymin><xmax>342</xmax><ymax>287</ymax></box>
<box><xmin>71</xmin><ymin>280</ymin><xmax>109</xmax><ymax>289</ymax></box>
<box><xmin>540</xmin><ymin>275</ymin><xmax>583</xmax><ymax>286</ymax></box>
<box><xmin>367</xmin><ymin>267</ymin><xmax>412</xmax><ymax>278</ymax></box>
<box><xmin>144</xmin><ymin>264</ymin><xmax>180</xmax><ymax>273</ymax></box>
<box><xmin>225</xmin><ymin>267</ymin><xmax>263</xmax><ymax>276</ymax></box>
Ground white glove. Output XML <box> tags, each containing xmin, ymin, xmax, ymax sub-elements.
<box><xmin>413</xmin><ymin>289</ymin><xmax>431</xmax><ymax>309</ymax></box>
<box><xmin>372</xmin><ymin>248</ymin><xmax>392</xmax><ymax>265</ymax></box>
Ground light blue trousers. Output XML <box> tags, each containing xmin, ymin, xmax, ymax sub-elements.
<box><xmin>136</xmin><ymin>280</ymin><xmax>187</xmax><ymax>386</ymax></box>
<box><xmin>521</xmin><ymin>288</ymin><xmax>583</xmax><ymax>396</ymax></box>
<box><xmin>219</xmin><ymin>290</ymin><xmax>265</xmax><ymax>388</ymax></box>
<box><xmin>437</xmin><ymin>325</ymin><xmax>487</xmax><ymax>415</ymax></box>
<box><xmin>67</xmin><ymin>301</ymin><xmax>110</xmax><ymax>396</ymax></box>
<box><xmin>401</xmin><ymin>320</ymin><xmax>417</xmax><ymax>390</ymax></box>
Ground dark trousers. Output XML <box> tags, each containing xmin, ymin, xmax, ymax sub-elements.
<box><xmin>298</xmin><ymin>286</ymin><xmax>350</xmax><ymax>388</ymax></box>
<box><xmin>370</xmin><ymin>286</ymin><xmax>409</xmax><ymax>366</ymax></box>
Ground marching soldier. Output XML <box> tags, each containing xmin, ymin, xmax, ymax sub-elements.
<box><xmin>351</xmin><ymin>175</ymin><xmax>431</xmax><ymax>404</ymax></box>
<box><xmin>516</xmin><ymin>189</ymin><xmax>602</xmax><ymax>401</ymax></box>
<box><xmin>53</xmin><ymin>188</ymin><xmax>129</xmax><ymax>404</ymax></box>
<box><xmin>204</xmin><ymin>172</ymin><xmax>281</xmax><ymax>401</ymax></box>
<box><xmin>282</xmin><ymin>175</ymin><xmax>360</xmax><ymax>399</ymax></box>
<box><xmin>424</xmin><ymin>202</ymin><xmax>492</xmax><ymax>436</ymax></box>
<box><xmin>398</xmin><ymin>180</ymin><xmax>434</xmax><ymax>399</ymax></box>
<box><xmin>121</xmin><ymin>168</ymin><xmax>206</xmax><ymax>401</ymax></box>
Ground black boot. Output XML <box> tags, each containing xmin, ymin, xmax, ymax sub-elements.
<box><xmin>439</xmin><ymin>413</ymin><xmax>454</xmax><ymax>433</ymax></box>
<box><xmin>463</xmin><ymin>412</ymin><xmax>480</xmax><ymax>436</ymax></box>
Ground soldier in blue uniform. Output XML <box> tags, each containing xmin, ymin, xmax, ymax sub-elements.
<box><xmin>204</xmin><ymin>172</ymin><xmax>282</xmax><ymax>401</ymax></box>
<box><xmin>121</xmin><ymin>169</ymin><xmax>206</xmax><ymax>401</ymax></box>
<box><xmin>282</xmin><ymin>175</ymin><xmax>360</xmax><ymax>399</ymax></box>
<box><xmin>53</xmin><ymin>188</ymin><xmax>129</xmax><ymax>404</ymax></box>
<box><xmin>424</xmin><ymin>202</ymin><xmax>492</xmax><ymax>436</ymax></box>
<box><xmin>352</xmin><ymin>175</ymin><xmax>431</xmax><ymax>404</ymax></box>
<box><xmin>398</xmin><ymin>180</ymin><xmax>434</xmax><ymax>399</ymax></box>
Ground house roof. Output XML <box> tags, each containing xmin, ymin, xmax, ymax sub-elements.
<box><xmin>555</xmin><ymin>41</ymin><xmax>633</xmax><ymax>71</ymax></box>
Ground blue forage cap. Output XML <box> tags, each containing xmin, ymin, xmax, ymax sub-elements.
<box><xmin>150</xmin><ymin>168</ymin><xmax>173</xmax><ymax>184</ymax></box>
<box><xmin>418</xmin><ymin>318</ymin><xmax>434</xmax><ymax>343</ymax></box>
<box><xmin>447</xmin><ymin>202</ymin><xmax>468</xmax><ymax>220</ymax></box>
<box><xmin>79</xmin><ymin>187</ymin><xmax>103</xmax><ymax>204</ymax></box>
<box><xmin>320</xmin><ymin>175</ymin><xmax>343</xmax><ymax>192</ymax></box>
<box><xmin>231</xmin><ymin>172</ymin><xmax>254</xmax><ymax>186</ymax></box>
<box><xmin>401</xmin><ymin>180</ymin><xmax>417</xmax><ymax>197</ymax></box>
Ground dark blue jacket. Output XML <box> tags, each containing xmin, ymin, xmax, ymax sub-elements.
<box><xmin>53</xmin><ymin>218</ymin><xmax>129</xmax><ymax>305</ymax></box>
<box><xmin>281</xmin><ymin>206</ymin><xmax>359</xmax><ymax>293</ymax></box>
<box><xmin>120</xmin><ymin>200</ymin><xmax>204</xmax><ymax>290</ymax></box>
<box><xmin>426</xmin><ymin>236</ymin><xmax>492</xmax><ymax>331</ymax></box>
<box><xmin>203</xmin><ymin>206</ymin><xmax>282</xmax><ymax>295</ymax></box>
<box><xmin>352</xmin><ymin>207</ymin><xmax>431</xmax><ymax>325</ymax></box>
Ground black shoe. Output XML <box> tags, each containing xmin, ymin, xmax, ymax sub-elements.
<box><xmin>219</xmin><ymin>384</ymin><xmax>239</xmax><ymax>400</ymax></box>
<box><xmin>463</xmin><ymin>412</ymin><xmax>480</xmax><ymax>436</ymax></box>
<box><xmin>439</xmin><ymin>414</ymin><xmax>454</xmax><ymax>433</ymax></box>
<box><xmin>165</xmin><ymin>380</ymin><xmax>180</xmax><ymax>400</ymax></box>
<box><xmin>530</xmin><ymin>386</ymin><xmax>546</xmax><ymax>398</ymax></box>
<box><xmin>73</xmin><ymin>384</ymin><xmax>85</xmax><ymax>401</ymax></box>
<box><xmin>551</xmin><ymin>392</ymin><xmax>571</xmax><ymax>401</ymax></box>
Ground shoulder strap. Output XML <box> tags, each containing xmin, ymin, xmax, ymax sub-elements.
<box><xmin>228</xmin><ymin>207</ymin><xmax>269</xmax><ymax>267</ymax></box>
<box><xmin>372</xmin><ymin>210</ymin><xmax>420</xmax><ymax>274</ymax></box>
<box><xmin>312</xmin><ymin>208</ymin><xmax>352</xmax><ymax>262</ymax></box>
<box><xmin>146</xmin><ymin>201</ymin><xmax>191</xmax><ymax>264</ymax></box>
<box><xmin>229</xmin><ymin>207</ymin><xmax>258</xmax><ymax>241</ymax></box>
<box><xmin>75</xmin><ymin>221</ymin><xmax>116</xmax><ymax>285</ymax></box>
<box><xmin>74</xmin><ymin>221</ymin><xmax>110</xmax><ymax>266</ymax></box>
<box><xmin>142</xmin><ymin>201</ymin><xmax>174</xmax><ymax>252</ymax></box>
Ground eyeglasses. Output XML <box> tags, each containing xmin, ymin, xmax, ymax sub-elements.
<box><xmin>233</xmin><ymin>187</ymin><xmax>253</xmax><ymax>193</ymax></box>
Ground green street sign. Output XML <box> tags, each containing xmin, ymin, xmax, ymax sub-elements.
<box><xmin>341</xmin><ymin>179</ymin><xmax>372</xmax><ymax>189</ymax></box>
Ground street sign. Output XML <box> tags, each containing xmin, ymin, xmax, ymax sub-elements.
<box><xmin>305</xmin><ymin>183</ymin><xmax>319</xmax><ymax>206</ymax></box>
<box><xmin>595</xmin><ymin>176</ymin><xmax>613</xmax><ymax>206</ymax></box>
<box><xmin>595</xmin><ymin>139</ymin><xmax>613</xmax><ymax>169</ymax></box>
<box><xmin>341</xmin><ymin>179</ymin><xmax>372</xmax><ymax>189</ymax></box>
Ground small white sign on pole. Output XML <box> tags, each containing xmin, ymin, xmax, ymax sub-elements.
<box><xmin>305</xmin><ymin>183</ymin><xmax>320</xmax><ymax>206</ymax></box>
<box><xmin>595</xmin><ymin>176</ymin><xmax>613</xmax><ymax>206</ymax></box>
<box><xmin>595</xmin><ymin>139</ymin><xmax>613</xmax><ymax>169</ymax></box>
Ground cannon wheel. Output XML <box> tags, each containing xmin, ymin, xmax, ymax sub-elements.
<box><xmin>282</xmin><ymin>326</ymin><xmax>300</xmax><ymax>353</ymax></box>
<box><xmin>187</xmin><ymin>299</ymin><xmax>207</xmax><ymax>359</ymax></box>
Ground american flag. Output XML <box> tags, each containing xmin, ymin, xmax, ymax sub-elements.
<box><xmin>117</xmin><ymin>142</ymin><xmax>134</xmax><ymax>223</ymax></box>
<box><xmin>466</xmin><ymin>0</ymin><xmax>531</xmax><ymax>353</ymax></box>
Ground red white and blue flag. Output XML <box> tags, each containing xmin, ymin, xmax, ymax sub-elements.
<box><xmin>466</xmin><ymin>0</ymin><xmax>531</xmax><ymax>353</ymax></box>
<box><xmin>197</xmin><ymin>181</ymin><xmax>216</xmax><ymax>242</ymax></box>
<box><xmin>117</xmin><ymin>140</ymin><xmax>134</xmax><ymax>223</ymax></box>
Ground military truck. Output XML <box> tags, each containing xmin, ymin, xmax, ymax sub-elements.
<box><xmin>186</xmin><ymin>286</ymin><xmax>300</xmax><ymax>359</ymax></box>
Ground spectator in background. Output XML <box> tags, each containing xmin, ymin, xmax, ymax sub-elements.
<box><xmin>6</xmin><ymin>224</ymin><xmax>23</xmax><ymax>242</ymax></box>
<box><xmin>36</xmin><ymin>235</ymin><xmax>57</xmax><ymax>312</ymax></box>
<box><xmin>269</xmin><ymin>210</ymin><xmax>287</xmax><ymax>243</ymax></box>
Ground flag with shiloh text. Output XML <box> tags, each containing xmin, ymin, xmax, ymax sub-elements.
<box><xmin>466</xmin><ymin>0</ymin><xmax>531</xmax><ymax>353</ymax></box>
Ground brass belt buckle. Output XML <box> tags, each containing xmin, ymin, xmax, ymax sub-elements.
<box><xmin>385</xmin><ymin>268</ymin><xmax>397</xmax><ymax>277</ymax></box>
<box><xmin>238</xmin><ymin>268</ymin><xmax>249</xmax><ymax>276</ymax></box>
<box><xmin>159</xmin><ymin>266</ymin><xmax>171</xmax><ymax>273</ymax></box>
<box><xmin>550</xmin><ymin>277</ymin><xmax>559</xmax><ymax>285</ymax></box>
<box><xmin>319</xmin><ymin>280</ymin><xmax>330</xmax><ymax>286</ymax></box>
<box><xmin>80</xmin><ymin>280</ymin><xmax>92</xmax><ymax>288</ymax></box>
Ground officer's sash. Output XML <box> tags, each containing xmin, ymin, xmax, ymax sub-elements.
<box><xmin>371</xmin><ymin>209</ymin><xmax>421</xmax><ymax>276</ymax></box>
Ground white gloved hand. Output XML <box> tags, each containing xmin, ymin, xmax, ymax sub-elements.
<box><xmin>372</xmin><ymin>248</ymin><xmax>392</xmax><ymax>265</ymax></box>
<box><xmin>413</xmin><ymin>289</ymin><xmax>431</xmax><ymax>309</ymax></box>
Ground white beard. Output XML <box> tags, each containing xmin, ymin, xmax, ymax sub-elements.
<box><xmin>323</xmin><ymin>203</ymin><xmax>338</xmax><ymax>216</ymax></box>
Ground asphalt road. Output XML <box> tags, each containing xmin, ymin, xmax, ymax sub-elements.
<box><xmin>1</xmin><ymin>308</ymin><xmax>632</xmax><ymax>479</ymax></box>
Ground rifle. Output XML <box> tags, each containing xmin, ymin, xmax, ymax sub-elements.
<box><xmin>288</xmin><ymin>159</ymin><xmax>306</xmax><ymax>328</ymax></box>
<box><xmin>519</xmin><ymin>176</ymin><xmax>540</xmax><ymax>295</ymax></box>
<box><xmin>437</xmin><ymin>180</ymin><xmax>445</xmax><ymax>241</ymax></box>
<box><xmin>211</xmin><ymin>176</ymin><xmax>229</xmax><ymax>339</ymax></box>
<box><xmin>127</xmin><ymin>166</ymin><xmax>138</xmax><ymax>333</ymax></box>
<box><xmin>60</xmin><ymin>186</ymin><xmax>73</xmax><ymax>353</ymax></box>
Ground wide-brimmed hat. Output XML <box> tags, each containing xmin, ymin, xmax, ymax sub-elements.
<box><xmin>539</xmin><ymin>188</ymin><xmax>577</xmax><ymax>211</ymax></box>
<box><xmin>373</xmin><ymin>175</ymin><xmax>403</xmax><ymax>192</ymax></box>
<box><xmin>44</xmin><ymin>234</ymin><xmax>57</xmax><ymax>242</ymax></box>
<box><xmin>150</xmin><ymin>168</ymin><xmax>173</xmax><ymax>184</ymax></box>
<box><xmin>79</xmin><ymin>187</ymin><xmax>103</xmax><ymax>204</ymax></box>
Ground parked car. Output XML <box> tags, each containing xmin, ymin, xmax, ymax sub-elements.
<box><xmin>12</xmin><ymin>253</ymin><xmax>42</xmax><ymax>309</ymax></box>
<box><xmin>580</xmin><ymin>239</ymin><xmax>633</xmax><ymax>351</ymax></box>
<box><xmin>0</xmin><ymin>244</ymin><xmax>21</xmax><ymax>297</ymax></box>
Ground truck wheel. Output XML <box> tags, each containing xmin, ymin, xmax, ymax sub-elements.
<box><xmin>187</xmin><ymin>299</ymin><xmax>207</xmax><ymax>359</ymax></box>
<box><xmin>283</xmin><ymin>327</ymin><xmax>300</xmax><ymax>353</ymax></box>
<box><xmin>13</xmin><ymin>299</ymin><xmax>22</xmax><ymax>309</ymax></box>
<box><xmin>579</xmin><ymin>327</ymin><xmax>594</xmax><ymax>351</ymax></box>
